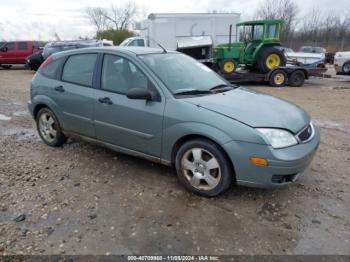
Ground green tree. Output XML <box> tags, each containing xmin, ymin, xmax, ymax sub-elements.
<box><xmin>96</xmin><ymin>29</ymin><xmax>135</xmax><ymax>45</ymax></box>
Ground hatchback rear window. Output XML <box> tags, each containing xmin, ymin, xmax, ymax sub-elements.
<box><xmin>62</xmin><ymin>54</ymin><xmax>97</xmax><ymax>87</ymax></box>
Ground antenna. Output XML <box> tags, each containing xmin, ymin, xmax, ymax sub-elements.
<box><xmin>149</xmin><ymin>37</ymin><xmax>167</xmax><ymax>53</ymax></box>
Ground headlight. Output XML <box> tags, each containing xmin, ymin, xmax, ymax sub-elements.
<box><xmin>257</xmin><ymin>128</ymin><xmax>298</xmax><ymax>149</ymax></box>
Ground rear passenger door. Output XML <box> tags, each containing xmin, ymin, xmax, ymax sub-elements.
<box><xmin>53</xmin><ymin>53</ymin><xmax>97</xmax><ymax>137</ymax></box>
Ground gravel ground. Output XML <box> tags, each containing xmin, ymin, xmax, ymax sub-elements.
<box><xmin>0</xmin><ymin>68</ymin><xmax>349</xmax><ymax>255</ymax></box>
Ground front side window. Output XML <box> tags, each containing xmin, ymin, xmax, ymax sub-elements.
<box><xmin>4</xmin><ymin>42</ymin><xmax>15</xmax><ymax>50</ymax></box>
<box><xmin>243</xmin><ymin>26</ymin><xmax>253</xmax><ymax>42</ymax></box>
<box><xmin>62</xmin><ymin>54</ymin><xmax>97</xmax><ymax>86</ymax></box>
<box><xmin>101</xmin><ymin>54</ymin><xmax>148</xmax><ymax>94</ymax></box>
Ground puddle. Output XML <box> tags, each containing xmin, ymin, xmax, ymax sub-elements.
<box><xmin>0</xmin><ymin>114</ymin><xmax>11</xmax><ymax>121</ymax></box>
<box><xmin>0</xmin><ymin>127</ymin><xmax>39</xmax><ymax>141</ymax></box>
<box><xmin>13</xmin><ymin>110</ymin><xmax>29</xmax><ymax>117</ymax></box>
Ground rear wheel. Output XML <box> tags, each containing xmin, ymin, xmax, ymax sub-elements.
<box><xmin>36</xmin><ymin>108</ymin><xmax>67</xmax><ymax>147</ymax></box>
<box><xmin>1</xmin><ymin>65</ymin><xmax>12</xmax><ymax>69</ymax></box>
<box><xmin>220</xmin><ymin>59</ymin><xmax>237</xmax><ymax>74</ymax></box>
<box><xmin>175</xmin><ymin>139</ymin><xmax>233</xmax><ymax>197</ymax></box>
<box><xmin>288</xmin><ymin>70</ymin><xmax>305</xmax><ymax>87</ymax></box>
<box><xmin>269</xmin><ymin>69</ymin><xmax>287</xmax><ymax>87</ymax></box>
<box><xmin>342</xmin><ymin>62</ymin><xmax>350</xmax><ymax>75</ymax></box>
<box><xmin>258</xmin><ymin>47</ymin><xmax>286</xmax><ymax>73</ymax></box>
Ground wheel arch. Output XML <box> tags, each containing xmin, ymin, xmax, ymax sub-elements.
<box><xmin>170</xmin><ymin>134</ymin><xmax>236</xmax><ymax>179</ymax></box>
<box><xmin>33</xmin><ymin>103</ymin><xmax>50</xmax><ymax>119</ymax></box>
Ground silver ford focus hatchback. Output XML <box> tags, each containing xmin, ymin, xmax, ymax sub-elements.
<box><xmin>28</xmin><ymin>47</ymin><xmax>320</xmax><ymax>197</ymax></box>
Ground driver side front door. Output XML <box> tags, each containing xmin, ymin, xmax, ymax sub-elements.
<box><xmin>93</xmin><ymin>53</ymin><xmax>165</xmax><ymax>157</ymax></box>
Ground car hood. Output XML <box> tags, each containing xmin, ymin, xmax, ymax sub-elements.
<box><xmin>184</xmin><ymin>88</ymin><xmax>310</xmax><ymax>134</ymax></box>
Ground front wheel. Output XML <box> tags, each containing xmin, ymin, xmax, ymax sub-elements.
<box><xmin>175</xmin><ymin>139</ymin><xmax>233</xmax><ymax>197</ymax></box>
<box><xmin>1</xmin><ymin>65</ymin><xmax>12</xmax><ymax>69</ymax></box>
<box><xmin>220</xmin><ymin>59</ymin><xmax>237</xmax><ymax>74</ymax></box>
<box><xmin>36</xmin><ymin>108</ymin><xmax>67</xmax><ymax>147</ymax></box>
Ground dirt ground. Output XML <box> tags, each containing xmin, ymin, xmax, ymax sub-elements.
<box><xmin>0</xmin><ymin>68</ymin><xmax>349</xmax><ymax>255</ymax></box>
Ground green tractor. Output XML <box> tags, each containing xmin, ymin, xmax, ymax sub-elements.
<box><xmin>213</xmin><ymin>19</ymin><xmax>286</xmax><ymax>74</ymax></box>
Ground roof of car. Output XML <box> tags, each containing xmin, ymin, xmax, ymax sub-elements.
<box><xmin>52</xmin><ymin>46</ymin><xmax>168</xmax><ymax>59</ymax></box>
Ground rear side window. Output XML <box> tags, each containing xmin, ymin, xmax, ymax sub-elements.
<box><xmin>41</xmin><ymin>58</ymin><xmax>62</xmax><ymax>79</ymax></box>
<box><xmin>62</xmin><ymin>54</ymin><xmax>97</xmax><ymax>86</ymax></box>
<box><xmin>18</xmin><ymin>42</ymin><xmax>28</xmax><ymax>50</ymax></box>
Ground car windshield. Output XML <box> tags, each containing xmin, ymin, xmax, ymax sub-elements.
<box><xmin>139</xmin><ymin>53</ymin><xmax>229</xmax><ymax>95</ymax></box>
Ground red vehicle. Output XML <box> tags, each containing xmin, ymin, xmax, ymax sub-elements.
<box><xmin>0</xmin><ymin>41</ymin><xmax>41</xmax><ymax>69</ymax></box>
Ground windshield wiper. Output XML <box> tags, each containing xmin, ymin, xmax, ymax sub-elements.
<box><xmin>210</xmin><ymin>84</ymin><xmax>235</xmax><ymax>93</ymax></box>
<box><xmin>174</xmin><ymin>89</ymin><xmax>213</xmax><ymax>96</ymax></box>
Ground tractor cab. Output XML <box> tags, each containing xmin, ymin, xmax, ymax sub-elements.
<box><xmin>213</xmin><ymin>19</ymin><xmax>285</xmax><ymax>74</ymax></box>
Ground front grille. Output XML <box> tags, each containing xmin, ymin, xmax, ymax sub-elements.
<box><xmin>297</xmin><ymin>123</ymin><xmax>314</xmax><ymax>143</ymax></box>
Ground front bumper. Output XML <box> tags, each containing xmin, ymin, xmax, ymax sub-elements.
<box><xmin>223</xmin><ymin>125</ymin><xmax>320</xmax><ymax>188</ymax></box>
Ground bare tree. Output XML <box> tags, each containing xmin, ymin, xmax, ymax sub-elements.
<box><xmin>103</xmin><ymin>2</ymin><xmax>137</xmax><ymax>30</ymax></box>
<box><xmin>255</xmin><ymin>0</ymin><xmax>299</xmax><ymax>44</ymax></box>
<box><xmin>85</xmin><ymin>7</ymin><xmax>108</xmax><ymax>32</ymax></box>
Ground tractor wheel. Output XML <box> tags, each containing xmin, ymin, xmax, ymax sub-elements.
<box><xmin>258</xmin><ymin>47</ymin><xmax>286</xmax><ymax>73</ymax></box>
<box><xmin>220</xmin><ymin>59</ymin><xmax>237</xmax><ymax>74</ymax></box>
<box><xmin>269</xmin><ymin>69</ymin><xmax>287</xmax><ymax>87</ymax></box>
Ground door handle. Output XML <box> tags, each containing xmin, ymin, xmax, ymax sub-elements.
<box><xmin>54</xmin><ymin>86</ymin><xmax>65</xmax><ymax>92</ymax></box>
<box><xmin>98</xmin><ymin>97</ymin><xmax>113</xmax><ymax>105</ymax></box>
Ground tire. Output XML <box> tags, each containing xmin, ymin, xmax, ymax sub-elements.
<box><xmin>342</xmin><ymin>61</ymin><xmax>350</xmax><ymax>75</ymax></box>
<box><xmin>220</xmin><ymin>59</ymin><xmax>237</xmax><ymax>74</ymax></box>
<box><xmin>36</xmin><ymin>108</ymin><xmax>67</xmax><ymax>147</ymax></box>
<box><xmin>288</xmin><ymin>70</ymin><xmax>305</xmax><ymax>87</ymax></box>
<box><xmin>258</xmin><ymin>47</ymin><xmax>286</xmax><ymax>73</ymax></box>
<box><xmin>269</xmin><ymin>69</ymin><xmax>287</xmax><ymax>87</ymax></box>
<box><xmin>175</xmin><ymin>139</ymin><xmax>233</xmax><ymax>197</ymax></box>
<box><xmin>2</xmin><ymin>65</ymin><xmax>12</xmax><ymax>69</ymax></box>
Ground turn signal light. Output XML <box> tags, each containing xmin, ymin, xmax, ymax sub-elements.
<box><xmin>250</xmin><ymin>157</ymin><xmax>269</xmax><ymax>166</ymax></box>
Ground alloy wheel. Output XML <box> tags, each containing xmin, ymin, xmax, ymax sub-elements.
<box><xmin>181</xmin><ymin>148</ymin><xmax>221</xmax><ymax>191</ymax></box>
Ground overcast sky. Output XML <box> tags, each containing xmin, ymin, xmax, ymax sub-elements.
<box><xmin>0</xmin><ymin>0</ymin><xmax>348</xmax><ymax>41</ymax></box>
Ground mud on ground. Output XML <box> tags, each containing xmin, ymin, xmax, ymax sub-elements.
<box><xmin>0</xmin><ymin>69</ymin><xmax>349</xmax><ymax>255</ymax></box>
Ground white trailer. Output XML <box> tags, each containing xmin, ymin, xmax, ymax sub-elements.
<box><xmin>120</xmin><ymin>13</ymin><xmax>241</xmax><ymax>61</ymax></box>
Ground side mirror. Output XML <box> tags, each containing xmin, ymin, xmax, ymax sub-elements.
<box><xmin>0</xmin><ymin>47</ymin><xmax>7</xmax><ymax>52</ymax></box>
<box><xmin>127</xmin><ymin>88</ymin><xmax>153</xmax><ymax>100</ymax></box>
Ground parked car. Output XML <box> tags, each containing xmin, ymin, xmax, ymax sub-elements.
<box><xmin>42</xmin><ymin>39</ymin><xmax>113</xmax><ymax>60</ymax></box>
<box><xmin>0</xmin><ymin>41</ymin><xmax>41</xmax><ymax>69</ymax></box>
<box><xmin>28</xmin><ymin>47</ymin><xmax>320</xmax><ymax>197</ymax></box>
<box><xmin>334</xmin><ymin>51</ymin><xmax>350</xmax><ymax>75</ymax></box>
<box><xmin>26</xmin><ymin>49</ymin><xmax>44</xmax><ymax>71</ymax></box>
